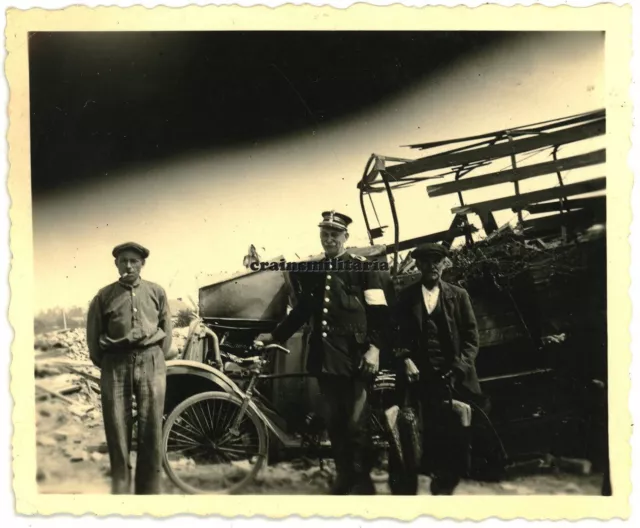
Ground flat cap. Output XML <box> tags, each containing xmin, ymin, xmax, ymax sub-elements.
<box><xmin>112</xmin><ymin>242</ymin><xmax>150</xmax><ymax>259</ymax></box>
<box><xmin>318</xmin><ymin>210</ymin><xmax>353</xmax><ymax>231</ymax></box>
<box><xmin>411</xmin><ymin>242</ymin><xmax>449</xmax><ymax>260</ymax></box>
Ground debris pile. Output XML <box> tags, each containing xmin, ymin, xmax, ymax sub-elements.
<box><xmin>35</xmin><ymin>328</ymin><xmax>89</xmax><ymax>358</ymax></box>
<box><xmin>443</xmin><ymin>225</ymin><xmax>603</xmax><ymax>288</ymax></box>
<box><xmin>34</xmin><ymin>325</ymin><xmax>192</xmax><ymax>490</ymax></box>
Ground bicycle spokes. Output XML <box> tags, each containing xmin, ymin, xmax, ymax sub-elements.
<box><xmin>164</xmin><ymin>395</ymin><xmax>265</xmax><ymax>493</ymax></box>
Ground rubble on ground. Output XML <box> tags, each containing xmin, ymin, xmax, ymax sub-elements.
<box><xmin>34</xmin><ymin>325</ymin><xmax>192</xmax><ymax>486</ymax></box>
<box><xmin>33</xmin><ymin>326</ymin><xmax>604</xmax><ymax>495</ymax></box>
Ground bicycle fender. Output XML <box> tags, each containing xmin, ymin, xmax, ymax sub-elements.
<box><xmin>166</xmin><ymin>360</ymin><xmax>279</xmax><ymax>437</ymax></box>
<box><xmin>166</xmin><ymin>360</ymin><xmax>240</xmax><ymax>395</ymax></box>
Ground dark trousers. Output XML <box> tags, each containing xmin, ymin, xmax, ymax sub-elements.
<box><xmin>420</xmin><ymin>390</ymin><xmax>470</xmax><ymax>482</ymax></box>
<box><xmin>100</xmin><ymin>344</ymin><xmax>167</xmax><ymax>494</ymax></box>
<box><xmin>391</xmin><ymin>374</ymin><xmax>470</xmax><ymax>494</ymax></box>
<box><xmin>317</xmin><ymin>374</ymin><xmax>374</xmax><ymax>493</ymax></box>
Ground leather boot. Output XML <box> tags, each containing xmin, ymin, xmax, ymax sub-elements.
<box><xmin>330</xmin><ymin>471</ymin><xmax>352</xmax><ymax>495</ymax></box>
<box><xmin>430</xmin><ymin>472</ymin><xmax>460</xmax><ymax>495</ymax></box>
<box><xmin>349</xmin><ymin>452</ymin><xmax>376</xmax><ymax>495</ymax></box>
<box><xmin>350</xmin><ymin>473</ymin><xmax>376</xmax><ymax>495</ymax></box>
<box><xmin>330</xmin><ymin>450</ymin><xmax>353</xmax><ymax>495</ymax></box>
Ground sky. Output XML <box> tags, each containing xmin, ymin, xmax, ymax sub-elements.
<box><xmin>30</xmin><ymin>31</ymin><xmax>604</xmax><ymax>311</ymax></box>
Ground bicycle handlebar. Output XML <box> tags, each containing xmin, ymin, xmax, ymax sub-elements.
<box><xmin>253</xmin><ymin>341</ymin><xmax>291</xmax><ymax>355</ymax></box>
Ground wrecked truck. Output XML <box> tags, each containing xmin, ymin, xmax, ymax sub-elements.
<box><xmin>163</xmin><ymin>108</ymin><xmax>609</xmax><ymax>486</ymax></box>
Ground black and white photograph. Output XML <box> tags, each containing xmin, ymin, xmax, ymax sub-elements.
<box><xmin>7</xmin><ymin>3</ymin><xmax>633</xmax><ymax>520</ymax></box>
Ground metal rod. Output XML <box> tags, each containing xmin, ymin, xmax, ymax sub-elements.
<box><xmin>552</xmin><ymin>145</ymin><xmax>569</xmax><ymax>215</ymax></box>
<box><xmin>360</xmin><ymin>155</ymin><xmax>376</xmax><ymax>246</ymax></box>
<box><xmin>380</xmin><ymin>170</ymin><xmax>400</xmax><ymax>276</ymax></box>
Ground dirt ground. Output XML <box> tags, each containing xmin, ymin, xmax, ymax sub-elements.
<box><xmin>34</xmin><ymin>328</ymin><xmax>604</xmax><ymax>496</ymax></box>
<box><xmin>36</xmin><ymin>397</ymin><xmax>604</xmax><ymax>496</ymax></box>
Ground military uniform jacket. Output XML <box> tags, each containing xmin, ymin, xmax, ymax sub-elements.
<box><xmin>272</xmin><ymin>252</ymin><xmax>391</xmax><ymax>376</ymax></box>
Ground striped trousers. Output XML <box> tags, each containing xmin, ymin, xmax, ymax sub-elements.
<box><xmin>100</xmin><ymin>344</ymin><xmax>167</xmax><ymax>494</ymax></box>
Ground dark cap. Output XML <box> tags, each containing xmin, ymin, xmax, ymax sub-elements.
<box><xmin>411</xmin><ymin>243</ymin><xmax>449</xmax><ymax>261</ymax></box>
<box><xmin>112</xmin><ymin>242</ymin><xmax>150</xmax><ymax>259</ymax></box>
<box><xmin>318</xmin><ymin>210</ymin><xmax>353</xmax><ymax>232</ymax></box>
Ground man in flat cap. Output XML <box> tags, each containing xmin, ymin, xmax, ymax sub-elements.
<box><xmin>257</xmin><ymin>211</ymin><xmax>392</xmax><ymax>495</ymax></box>
<box><xmin>86</xmin><ymin>242</ymin><xmax>172</xmax><ymax>494</ymax></box>
<box><xmin>390</xmin><ymin>242</ymin><xmax>483</xmax><ymax>495</ymax></box>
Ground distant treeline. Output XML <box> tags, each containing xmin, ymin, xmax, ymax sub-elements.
<box><xmin>34</xmin><ymin>305</ymin><xmax>88</xmax><ymax>335</ymax></box>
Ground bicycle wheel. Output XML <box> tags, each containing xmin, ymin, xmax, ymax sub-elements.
<box><xmin>162</xmin><ymin>391</ymin><xmax>268</xmax><ymax>494</ymax></box>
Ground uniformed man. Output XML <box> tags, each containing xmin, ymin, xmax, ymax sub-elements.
<box><xmin>86</xmin><ymin>242</ymin><xmax>172</xmax><ymax>494</ymax></box>
<box><xmin>256</xmin><ymin>211</ymin><xmax>391</xmax><ymax>495</ymax></box>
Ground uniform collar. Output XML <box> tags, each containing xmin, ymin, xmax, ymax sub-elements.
<box><xmin>323</xmin><ymin>249</ymin><xmax>348</xmax><ymax>261</ymax></box>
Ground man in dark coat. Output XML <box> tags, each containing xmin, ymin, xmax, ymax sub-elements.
<box><xmin>392</xmin><ymin>242</ymin><xmax>483</xmax><ymax>495</ymax></box>
<box><xmin>87</xmin><ymin>242</ymin><xmax>172</xmax><ymax>494</ymax></box>
<box><xmin>256</xmin><ymin>211</ymin><xmax>391</xmax><ymax>495</ymax></box>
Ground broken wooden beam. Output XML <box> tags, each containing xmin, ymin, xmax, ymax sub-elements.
<box><xmin>35</xmin><ymin>383</ymin><xmax>83</xmax><ymax>406</ymax></box>
<box><xmin>35</xmin><ymin>358</ymin><xmax>95</xmax><ymax>367</ymax></box>
<box><xmin>68</xmin><ymin>366</ymin><xmax>101</xmax><ymax>384</ymax></box>
<box><xmin>386</xmin><ymin>119</ymin><xmax>605</xmax><ymax>179</ymax></box>
<box><xmin>518</xmin><ymin>195</ymin><xmax>605</xmax><ymax>214</ymax></box>
<box><xmin>407</xmin><ymin>109</ymin><xmax>605</xmax><ymax>150</ymax></box>
<box><xmin>520</xmin><ymin>209</ymin><xmax>604</xmax><ymax>234</ymax></box>
<box><xmin>386</xmin><ymin>225</ymin><xmax>479</xmax><ymax>254</ymax></box>
<box><xmin>427</xmin><ymin>149</ymin><xmax>605</xmax><ymax>197</ymax></box>
<box><xmin>451</xmin><ymin>177</ymin><xmax>606</xmax><ymax>214</ymax></box>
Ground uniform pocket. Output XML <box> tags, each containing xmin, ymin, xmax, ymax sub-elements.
<box><xmin>341</xmin><ymin>285</ymin><xmax>364</xmax><ymax>311</ymax></box>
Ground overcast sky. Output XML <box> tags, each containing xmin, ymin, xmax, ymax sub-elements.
<box><xmin>31</xmin><ymin>31</ymin><xmax>604</xmax><ymax>311</ymax></box>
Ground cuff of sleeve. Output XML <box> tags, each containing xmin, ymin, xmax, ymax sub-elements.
<box><xmin>394</xmin><ymin>348</ymin><xmax>411</xmax><ymax>360</ymax></box>
<box><xmin>272</xmin><ymin>327</ymin><xmax>286</xmax><ymax>344</ymax></box>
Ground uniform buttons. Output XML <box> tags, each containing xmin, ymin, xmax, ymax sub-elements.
<box><xmin>322</xmin><ymin>332</ymin><xmax>327</xmax><ymax>338</ymax></box>
<box><xmin>324</xmin><ymin>297</ymin><xmax>330</xmax><ymax>303</ymax></box>
<box><xmin>327</xmin><ymin>275</ymin><xmax>332</xmax><ymax>280</ymax></box>
<box><xmin>325</xmin><ymin>285</ymin><xmax>330</xmax><ymax>290</ymax></box>
<box><xmin>322</xmin><ymin>320</ymin><xmax>327</xmax><ymax>325</ymax></box>
<box><xmin>133</xmin><ymin>308</ymin><xmax>138</xmax><ymax>313</ymax></box>
<box><xmin>132</xmin><ymin>292</ymin><xmax>136</xmax><ymax>297</ymax></box>
<box><xmin>323</xmin><ymin>308</ymin><xmax>328</xmax><ymax>313</ymax></box>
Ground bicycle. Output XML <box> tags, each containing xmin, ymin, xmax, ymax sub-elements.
<box><xmin>162</xmin><ymin>340</ymin><xmax>396</xmax><ymax>494</ymax></box>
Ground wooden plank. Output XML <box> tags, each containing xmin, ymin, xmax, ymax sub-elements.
<box><xmin>476</xmin><ymin>311</ymin><xmax>520</xmax><ymax>326</ymax></box>
<box><xmin>407</xmin><ymin>109</ymin><xmax>605</xmax><ymax>150</ymax></box>
<box><xmin>35</xmin><ymin>348</ymin><xmax>69</xmax><ymax>361</ymax></box>
<box><xmin>521</xmin><ymin>210</ymin><xmax>597</xmax><ymax>232</ymax></box>
<box><xmin>385</xmin><ymin>225</ymin><xmax>478</xmax><ymax>254</ymax></box>
<box><xmin>36</xmin><ymin>358</ymin><xmax>95</xmax><ymax>367</ymax></box>
<box><xmin>479</xmin><ymin>326</ymin><xmax>525</xmax><ymax>347</ymax></box>
<box><xmin>519</xmin><ymin>195</ymin><xmax>606</xmax><ymax>214</ymax></box>
<box><xmin>452</xmin><ymin>177</ymin><xmax>606</xmax><ymax>214</ymax></box>
<box><xmin>36</xmin><ymin>385</ymin><xmax>82</xmax><ymax>400</ymax></box>
<box><xmin>427</xmin><ymin>149</ymin><xmax>605</xmax><ymax>197</ymax></box>
<box><xmin>386</xmin><ymin>119</ymin><xmax>605</xmax><ymax>179</ymax></box>
<box><xmin>35</xmin><ymin>383</ymin><xmax>80</xmax><ymax>406</ymax></box>
<box><xmin>479</xmin><ymin>368</ymin><xmax>553</xmax><ymax>383</ymax></box>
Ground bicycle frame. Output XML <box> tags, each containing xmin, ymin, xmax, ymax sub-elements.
<box><xmin>166</xmin><ymin>359</ymin><xmax>292</xmax><ymax>446</ymax></box>
<box><xmin>178</xmin><ymin>317</ymin><xmax>397</xmax><ymax>454</ymax></box>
